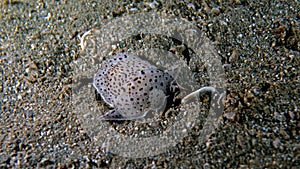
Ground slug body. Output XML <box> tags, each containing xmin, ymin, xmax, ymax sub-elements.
<box><xmin>93</xmin><ymin>52</ymin><xmax>178</xmax><ymax>120</ymax></box>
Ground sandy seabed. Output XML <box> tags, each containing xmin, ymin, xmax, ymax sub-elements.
<box><xmin>0</xmin><ymin>0</ymin><xmax>299</xmax><ymax>168</ymax></box>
